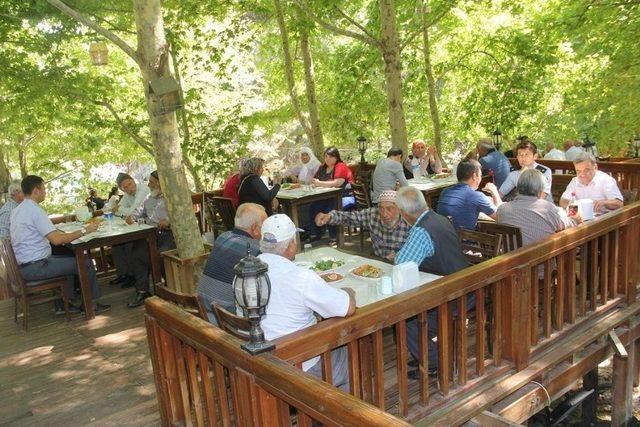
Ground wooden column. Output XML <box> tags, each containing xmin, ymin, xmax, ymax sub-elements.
<box><xmin>611</xmin><ymin>333</ymin><xmax>634</xmax><ymax>426</ymax></box>
<box><xmin>501</xmin><ymin>270</ymin><xmax>531</xmax><ymax>370</ymax></box>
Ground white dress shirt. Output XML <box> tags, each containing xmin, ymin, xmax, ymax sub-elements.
<box><xmin>560</xmin><ymin>170</ymin><xmax>623</xmax><ymax>203</ymax></box>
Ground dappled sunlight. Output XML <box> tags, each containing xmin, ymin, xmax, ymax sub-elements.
<box><xmin>93</xmin><ymin>326</ymin><xmax>146</xmax><ymax>346</ymax></box>
<box><xmin>0</xmin><ymin>345</ymin><xmax>54</xmax><ymax>368</ymax></box>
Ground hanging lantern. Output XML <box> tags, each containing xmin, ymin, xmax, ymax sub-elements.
<box><xmin>88</xmin><ymin>42</ymin><xmax>109</xmax><ymax>66</ymax></box>
<box><xmin>148</xmin><ymin>76</ymin><xmax>183</xmax><ymax>116</ymax></box>
<box><xmin>233</xmin><ymin>245</ymin><xmax>274</xmax><ymax>355</ymax></box>
<box><xmin>492</xmin><ymin>129</ymin><xmax>503</xmax><ymax>151</ymax></box>
<box><xmin>634</xmin><ymin>136</ymin><xmax>640</xmax><ymax>158</ymax></box>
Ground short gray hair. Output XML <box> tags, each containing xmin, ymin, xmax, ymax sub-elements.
<box><xmin>8</xmin><ymin>180</ymin><xmax>22</xmax><ymax>198</ymax></box>
<box><xmin>572</xmin><ymin>151</ymin><xmax>596</xmax><ymax>165</ymax></box>
<box><xmin>241</xmin><ymin>157</ymin><xmax>264</xmax><ymax>176</ymax></box>
<box><xmin>260</xmin><ymin>237</ymin><xmax>294</xmax><ymax>255</ymax></box>
<box><xmin>234</xmin><ymin>203</ymin><xmax>266</xmax><ymax>230</ymax></box>
<box><xmin>477</xmin><ymin>138</ymin><xmax>495</xmax><ymax>152</ymax></box>
<box><xmin>396</xmin><ymin>186</ymin><xmax>428</xmax><ymax>216</ymax></box>
<box><xmin>517</xmin><ymin>169</ymin><xmax>546</xmax><ymax>197</ymax></box>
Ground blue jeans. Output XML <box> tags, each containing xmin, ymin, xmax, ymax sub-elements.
<box><xmin>309</xmin><ymin>200</ymin><xmax>337</xmax><ymax>239</ymax></box>
<box><xmin>19</xmin><ymin>255</ymin><xmax>101</xmax><ymax>300</ymax></box>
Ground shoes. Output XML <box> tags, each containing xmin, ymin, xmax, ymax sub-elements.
<box><xmin>53</xmin><ymin>301</ymin><xmax>82</xmax><ymax>315</ymax></box>
<box><xmin>408</xmin><ymin>366</ymin><xmax>438</xmax><ymax>380</ymax></box>
<box><xmin>304</xmin><ymin>235</ymin><xmax>321</xmax><ymax>243</ymax></box>
<box><xmin>328</xmin><ymin>239</ymin><xmax>338</xmax><ymax>248</ymax></box>
<box><xmin>127</xmin><ymin>291</ymin><xmax>151</xmax><ymax>308</ymax></box>
<box><xmin>94</xmin><ymin>303</ymin><xmax>111</xmax><ymax>314</ymax></box>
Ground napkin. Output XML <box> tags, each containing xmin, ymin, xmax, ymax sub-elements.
<box><xmin>392</xmin><ymin>262</ymin><xmax>420</xmax><ymax>293</ymax></box>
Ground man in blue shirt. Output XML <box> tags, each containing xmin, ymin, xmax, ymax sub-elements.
<box><xmin>10</xmin><ymin>175</ymin><xmax>110</xmax><ymax>314</ymax></box>
<box><xmin>437</xmin><ymin>159</ymin><xmax>501</xmax><ymax>230</ymax></box>
<box><xmin>477</xmin><ymin>139</ymin><xmax>511</xmax><ymax>188</ymax></box>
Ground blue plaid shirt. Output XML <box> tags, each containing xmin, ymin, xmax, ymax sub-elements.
<box><xmin>0</xmin><ymin>199</ymin><xmax>19</xmax><ymax>239</ymax></box>
<box><xmin>395</xmin><ymin>211</ymin><xmax>434</xmax><ymax>265</ymax></box>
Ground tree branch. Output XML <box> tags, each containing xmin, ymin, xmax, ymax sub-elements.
<box><xmin>399</xmin><ymin>1</ymin><xmax>455</xmax><ymax>52</ymax></box>
<box><xmin>93</xmin><ymin>100</ymin><xmax>154</xmax><ymax>156</ymax></box>
<box><xmin>292</xmin><ymin>0</ymin><xmax>380</xmax><ymax>49</ymax></box>
<box><xmin>333</xmin><ymin>6</ymin><xmax>379</xmax><ymax>44</ymax></box>
<box><xmin>45</xmin><ymin>0</ymin><xmax>143</xmax><ymax>69</ymax></box>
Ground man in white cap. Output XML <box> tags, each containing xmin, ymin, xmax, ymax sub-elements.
<box><xmin>259</xmin><ymin>214</ymin><xmax>356</xmax><ymax>391</ymax></box>
<box><xmin>314</xmin><ymin>190</ymin><xmax>409</xmax><ymax>261</ymax></box>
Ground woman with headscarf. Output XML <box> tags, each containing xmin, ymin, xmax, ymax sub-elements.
<box><xmin>284</xmin><ymin>147</ymin><xmax>322</xmax><ymax>185</ymax></box>
<box><xmin>238</xmin><ymin>157</ymin><xmax>280</xmax><ymax>215</ymax></box>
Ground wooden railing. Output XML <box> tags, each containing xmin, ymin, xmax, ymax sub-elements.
<box><xmin>145</xmin><ymin>297</ymin><xmax>409</xmax><ymax>427</ymax></box>
<box><xmin>269</xmin><ymin>202</ymin><xmax>640</xmax><ymax>423</ymax></box>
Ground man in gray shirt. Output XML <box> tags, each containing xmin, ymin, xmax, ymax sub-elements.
<box><xmin>10</xmin><ymin>175</ymin><xmax>110</xmax><ymax>314</ymax></box>
<box><xmin>0</xmin><ymin>180</ymin><xmax>24</xmax><ymax>239</ymax></box>
<box><xmin>371</xmin><ymin>147</ymin><xmax>408</xmax><ymax>203</ymax></box>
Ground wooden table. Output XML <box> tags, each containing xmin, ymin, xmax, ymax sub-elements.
<box><xmin>62</xmin><ymin>220</ymin><xmax>161</xmax><ymax>319</ymax></box>
<box><xmin>277</xmin><ymin>186</ymin><xmax>343</xmax><ymax>247</ymax></box>
<box><xmin>295</xmin><ymin>247</ymin><xmax>441</xmax><ymax>307</ymax></box>
<box><xmin>408</xmin><ymin>175</ymin><xmax>458</xmax><ymax>208</ymax></box>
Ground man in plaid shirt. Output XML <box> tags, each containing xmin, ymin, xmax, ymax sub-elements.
<box><xmin>314</xmin><ymin>190</ymin><xmax>409</xmax><ymax>260</ymax></box>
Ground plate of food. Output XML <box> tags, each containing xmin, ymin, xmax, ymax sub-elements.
<box><xmin>432</xmin><ymin>172</ymin><xmax>451</xmax><ymax>180</ymax></box>
<box><xmin>320</xmin><ymin>272</ymin><xmax>344</xmax><ymax>284</ymax></box>
<box><xmin>85</xmin><ymin>216</ymin><xmax>104</xmax><ymax>225</ymax></box>
<box><xmin>311</xmin><ymin>259</ymin><xmax>345</xmax><ymax>272</ymax></box>
<box><xmin>351</xmin><ymin>264</ymin><xmax>383</xmax><ymax>280</ymax></box>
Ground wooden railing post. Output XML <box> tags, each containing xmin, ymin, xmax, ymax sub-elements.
<box><xmin>611</xmin><ymin>332</ymin><xmax>634</xmax><ymax>426</ymax></box>
<box><xmin>501</xmin><ymin>269</ymin><xmax>531</xmax><ymax>370</ymax></box>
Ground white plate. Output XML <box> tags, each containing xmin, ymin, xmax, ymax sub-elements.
<box><xmin>295</xmin><ymin>261</ymin><xmax>312</xmax><ymax>269</ymax></box>
<box><xmin>320</xmin><ymin>272</ymin><xmax>344</xmax><ymax>284</ymax></box>
<box><xmin>350</xmin><ymin>266</ymin><xmax>384</xmax><ymax>282</ymax></box>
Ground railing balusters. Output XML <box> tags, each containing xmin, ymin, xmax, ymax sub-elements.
<box><xmin>213</xmin><ymin>362</ymin><xmax>232</xmax><ymax>427</ymax></box>
<box><xmin>348</xmin><ymin>341</ymin><xmax>362</xmax><ymax>399</ymax></box>
<box><xmin>276</xmin><ymin>399</ymin><xmax>291</xmax><ymax>426</ymax></box>
<box><xmin>544</xmin><ymin>259</ymin><xmax>552</xmax><ymax>338</ymax></box>
<box><xmin>197</xmin><ymin>353</ymin><xmax>219</xmax><ymax>427</ymax></box>
<box><xmin>438</xmin><ymin>303</ymin><xmax>451</xmax><ymax>394</ymax></box>
<box><xmin>590</xmin><ymin>239</ymin><xmax>599</xmax><ymax>310</ymax></box>
<box><xmin>360</xmin><ymin>336</ymin><xmax>374</xmax><ymax>403</ymax></box>
<box><xmin>600</xmin><ymin>234</ymin><xmax>610</xmax><ymax>303</ymax></box>
<box><xmin>372</xmin><ymin>329</ymin><xmax>385</xmax><ymax>410</ymax></box>
<box><xmin>321</xmin><ymin>350</ymin><xmax>333</xmax><ymax>386</ymax></box>
<box><xmin>492</xmin><ymin>281</ymin><xmax>502</xmax><ymax>366</ymax></box>
<box><xmin>609</xmin><ymin>229</ymin><xmax>619</xmax><ymax>297</ymax></box>
<box><xmin>555</xmin><ymin>256</ymin><xmax>565</xmax><ymax>331</ymax></box>
<box><xmin>184</xmin><ymin>345</ymin><xmax>205</xmax><ymax>426</ymax></box>
<box><xmin>579</xmin><ymin>243</ymin><xmax>588</xmax><ymax>317</ymax></box>
<box><xmin>417</xmin><ymin>311</ymin><xmax>429</xmax><ymax>405</ymax></box>
<box><xmin>144</xmin><ymin>317</ymin><xmax>171</xmax><ymax>424</ymax></box>
<box><xmin>566</xmin><ymin>249</ymin><xmax>577</xmax><ymax>324</ymax></box>
<box><xmin>530</xmin><ymin>266</ymin><xmax>539</xmax><ymax>346</ymax></box>
<box><xmin>475</xmin><ymin>288</ymin><xmax>486</xmax><ymax>376</ymax></box>
<box><xmin>456</xmin><ymin>295</ymin><xmax>468</xmax><ymax>385</ymax></box>
<box><xmin>395</xmin><ymin>321</ymin><xmax>409</xmax><ymax>417</ymax></box>
<box><xmin>172</xmin><ymin>332</ymin><xmax>192</xmax><ymax>425</ymax></box>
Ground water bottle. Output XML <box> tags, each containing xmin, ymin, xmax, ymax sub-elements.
<box><xmin>103</xmin><ymin>211</ymin><xmax>114</xmax><ymax>231</ymax></box>
<box><xmin>412</xmin><ymin>163</ymin><xmax>420</xmax><ymax>178</ymax></box>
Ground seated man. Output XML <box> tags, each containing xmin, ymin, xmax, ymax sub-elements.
<box><xmin>437</xmin><ymin>159</ymin><xmax>501</xmax><ymax>231</ymax></box>
<box><xmin>197</xmin><ymin>203</ymin><xmax>267</xmax><ymax>323</ymax></box>
<box><xmin>10</xmin><ymin>175</ymin><xmax>110</xmax><ymax>314</ymax></box>
<box><xmin>403</xmin><ymin>140</ymin><xmax>443</xmax><ymax>179</ymax></box>
<box><xmin>258</xmin><ymin>214</ymin><xmax>356</xmax><ymax>391</ymax></box>
<box><xmin>110</xmin><ymin>172</ymin><xmax>150</xmax><ymax>288</ymax></box>
<box><xmin>394</xmin><ymin>186</ymin><xmax>470</xmax><ymax>376</ymax></box>
<box><xmin>314</xmin><ymin>190</ymin><xmax>409</xmax><ymax>261</ymax></box>
<box><xmin>125</xmin><ymin>170</ymin><xmax>177</xmax><ymax>308</ymax></box>
<box><xmin>559</xmin><ymin>152</ymin><xmax>623</xmax><ymax>213</ymax></box>
<box><xmin>499</xmin><ymin>141</ymin><xmax>552</xmax><ymax>202</ymax></box>
<box><xmin>0</xmin><ymin>179</ymin><xmax>24</xmax><ymax>239</ymax></box>
<box><xmin>543</xmin><ymin>142</ymin><xmax>565</xmax><ymax>160</ymax></box>
<box><xmin>497</xmin><ymin>169</ymin><xmax>582</xmax><ymax>246</ymax></box>
<box><xmin>477</xmin><ymin>138</ymin><xmax>511</xmax><ymax>188</ymax></box>
<box><xmin>564</xmin><ymin>139</ymin><xmax>584</xmax><ymax>162</ymax></box>
<box><xmin>371</xmin><ymin>147</ymin><xmax>408</xmax><ymax>202</ymax></box>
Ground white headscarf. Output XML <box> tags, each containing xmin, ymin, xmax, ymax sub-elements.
<box><xmin>298</xmin><ymin>147</ymin><xmax>321</xmax><ymax>184</ymax></box>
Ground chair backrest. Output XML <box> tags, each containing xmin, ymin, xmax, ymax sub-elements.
<box><xmin>621</xmin><ymin>188</ymin><xmax>638</xmax><ymax>205</ymax></box>
<box><xmin>350</xmin><ymin>181</ymin><xmax>372</xmax><ymax>210</ymax></box>
<box><xmin>0</xmin><ymin>238</ymin><xmax>25</xmax><ymax>296</ymax></box>
<box><xmin>476</xmin><ymin>221</ymin><xmax>523</xmax><ymax>254</ymax></box>
<box><xmin>212</xmin><ymin>303</ymin><xmax>251</xmax><ymax>340</ymax></box>
<box><xmin>457</xmin><ymin>228</ymin><xmax>503</xmax><ymax>265</ymax></box>
<box><xmin>205</xmin><ymin>196</ymin><xmax>236</xmax><ymax>233</ymax></box>
<box><xmin>550</xmin><ymin>174</ymin><xmax>574</xmax><ymax>205</ymax></box>
<box><xmin>154</xmin><ymin>285</ymin><xmax>208</xmax><ymax>321</ymax></box>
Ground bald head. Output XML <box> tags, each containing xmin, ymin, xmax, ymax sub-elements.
<box><xmin>235</xmin><ymin>203</ymin><xmax>267</xmax><ymax>239</ymax></box>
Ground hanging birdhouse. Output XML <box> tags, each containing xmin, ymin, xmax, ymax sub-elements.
<box><xmin>88</xmin><ymin>42</ymin><xmax>109</xmax><ymax>66</ymax></box>
<box><xmin>148</xmin><ymin>76</ymin><xmax>183</xmax><ymax>116</ymax></box>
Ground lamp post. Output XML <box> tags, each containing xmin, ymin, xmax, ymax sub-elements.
<box><xmin>233</xmin><ymin>246</ymin><xmax>274</xmax><ymax>355</ymax></box>
<box><xmin>492</xmin><ymin>129</ymin><xmax>503</xmax><ymax>151</ymax></box>
<box><xmin>357</xmin><ymin>135</ymin><xmax>368</xmax><ymax>182</ymax></box>
<box><xmin>634</xmin><ymin>136</ymin><xmax>640</xmax><ymax>158</ymax></box>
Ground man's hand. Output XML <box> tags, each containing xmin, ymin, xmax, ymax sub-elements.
<box><xmin>311</xmin><ymin>178</ymin><xmax>321</xmax><ymax>187</ymax></box>
<box><xmin>427</xmin><ymin>145</ymin><xmax>437</xmax><ymax>156</ymax></box>
<box><xmin>341</xmin><ymin>287</ymin><xmax>357</xmax><ymax>316</ymax></box>
<box><xmin>271</xmin><ymin>198</ymin><xmax>280</xmax><ymax>212</ymax></box>
<box><xmin>315</xmin><ymin>212</ymin><xmax>331</xmax><ymax>226</ymax></box>
<box><xmin>385</xmin><ymin>251</ymin><xmax>396</xmax><ymax>262</ymax></box>
<box><xmin>85</xmin><ymin>221</ymin><xmax>100</xmax><ymax>234</ymax></box>
<box><xmin>483</xmin><ymin>182</ymin><xmax>499</xmax><ymax>195</ymax></box>
<box><xmin>158</xmin><ymin>219</ymin><xmax>170</xmax><ymax>229</ymax></box>
<box><xmin>125</xmin><ymin>215</ymin><xmax>134</xmax><ymax>225</ymax></box>
<box><xmin>571</xmin><ymin>213</ymin><xmax>584</xmax><ymax>225</ymax></box>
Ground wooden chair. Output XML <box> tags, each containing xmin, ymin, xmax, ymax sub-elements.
<box><xmin>153</xmin><ymin>284</ymin><xmax>208</xmax><ymax>321</ymax></box>
<box><xmin>204</xmin><ymin>196</ymin><xmax>236</xmax><ymax>238</ymax></box>
<box><xmin>0</xmin><ymin>238</ymin><xmax>69</xmax><ymax>331</ymax></box>
<box><xmin>457</xmin><ymin>229</ymin><xmax>502</xmax><ymax>265</ymax></box>
<box><xmin>212</xmin><ymin>303</ymin><xmax>250</xmax><ymax>340</ymax></box>
<box><xmin>476</xmin><ymin>221</ymin><xmax>523</xmax><ymax>254</ymax></box>
<box><xmin>349</xmin><ymin>181</ymin><xmax>372</xmax><ymax>249</ymax></box>
<box><xmin>621</xmin><ymin>188</ymin><xmax>638</xmax><ymax>205</ymax></box>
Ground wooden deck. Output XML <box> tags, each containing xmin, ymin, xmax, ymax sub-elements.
<box><xmin>0</xmin><ymin>280</ymin><xmax>160</xmax><ymax>426</ymax></box>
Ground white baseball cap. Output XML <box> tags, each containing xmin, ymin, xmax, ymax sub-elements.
<box><xmin>261</xmin><ymin>214</ymin><xmax>304</xmax><ymax>243</ymax></box>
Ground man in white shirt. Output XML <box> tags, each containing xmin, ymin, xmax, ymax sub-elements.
<box><xmin>110</xmin><ymin>172</ymin><xmax>151</xmax><ymax>288</ymax></box>
<box><xmin>559</xmin><ymin>152</ymin><xmax>623</xmax><ymax>212</ymax></box>
<box><xmin>543</xmin><ymin>142</ymin><xmax>566</xmax><ymax>160</ymax></box>
<box><xmin>564</xmin><ymin>140</ymin><xmax>585</xmax><ymax>162</ymax></box>
<box><xmin>258</xmin><ymin>214</ymin><xmax>356</xmax><ymax>391</ymax></box>
<box><xmin>10</xmin><ymin>175</ymin><xmax>110</xmax><ymax>314</ymax></box>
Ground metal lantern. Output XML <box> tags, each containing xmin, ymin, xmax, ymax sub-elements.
<box><xmin>633</xmin><ymin>136</ymin><xmax>640</xmax><ymax>158</ymax></box>
<box><xmin>148</xmin><ymin>76</ymin><xmax>183</xmax><ymax>116</ymax></box>
<box><xmin>233</xmin><ymin>246</ymin><xmax>274</xmax><ymax>355</ymax></box>
<box><xmin>492</xmin><ymin>129</ymin><xmax>503</xmax><ymax>151</ymax></box>
<box><xmin>357</xmin><ymin>135</ymin><xmax>367</xmax><ymax>164</ymax></box>
<box><xmin>88</xmin><ymin>42</ymin><xmax>108</xmax><ymax>66</ymax></box>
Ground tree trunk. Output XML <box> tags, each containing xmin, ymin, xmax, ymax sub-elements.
<box><xmin>273</xmin><ymin>0</ymin><xmax>313</xmax><ymax>145</ymax></box>
<box><xmin>18</xmin><ymin>147</ymin><xmax>27</xmax><ymax>178</ymax></box>
<box><xmin>299</xmin><ymin>22</ymin><xmax>324</xmax><ymax>158</ymax></box>
<box><xmin>378</xmin><ymin>0</ymin><xmax>409</xmax><ymax>154</ymax></box>
<box><xmin>0</xmin><ymin>150</ymin><xmax>12</xmax><ymax>195</ymax></box>
<box><xmin>421</xmin><ymin>7</ymin><xmax>443</xmax><ymax>157</ymax></box>
<box><xmin>133</xmin><ymin>0</ymin><xmax>204</xmax><ymax>259</ymax></box>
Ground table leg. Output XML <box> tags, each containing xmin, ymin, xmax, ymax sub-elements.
<box><xmin>336</xmin><ymin>193</ymin><xmax>344</xmax><ymax>248</ymax></box>
<box><xmin>75</xmin><ymin>249</ymin><xmax>95</xmax><ymax>320</ymax></box>
<box><xmin>289</xmin><ymin>201</ymin><xmax>302</xmax><ymax>251</ymax></box>
<box><xmin>147</xmin><ymin>231</ymin><xmax>161</xmax><ymax>285</ymax></box>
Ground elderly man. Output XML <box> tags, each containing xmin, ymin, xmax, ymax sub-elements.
<box><xmin>125</xmin><ymin>171</ymin><xmax>177</xmax><ymax>308</ymax></box>
<box><xmin>0</xmin><ymin>180</ymin><xmax>24</xmax><ymax>239</ymax></box>
<box><xmin>559</xmin><ymin>152</ymin><xmax>623</xmax><ymax>212</ymax></box>
<box><xmin>437</xmin><ymin>159</ymin><xmax>502</xmax><ymax>231</ymax></box>
<box><xmin>314</xmin><ymin>190</ymin><xmax>409</xmax><ymax>260</ymax></box>
<box><xmin>564</xmin><ymin>140</ymin><xmax>585</xmax><ymax>162</ymax></box>
<box><xmin>371</xmin><ymin>147</ymin><xmax>408</xmax><ymax>202</ymax></box>
<box><xmin>394</xmin><ymin>186</ymin><xmax>469</xmax><ymax>377</ymax></box>
<box><xmin>499</xmin><ymin>141</ymin><xmax>552</xmax><ymax>202</ymax></box>
<box><xmin>198</xmin><ymin>203</ymin><xmax>267</xmax><ymax>323</ymax></box>
<box><xmin>259</xmin><ymin>214</ymin><xmax>356</xmax><ymax>391</ymax></box>
<box><xmin>476</xmin><ymin>138</ymin><xmax>511</xmax><ymax>188</ymax></box>
<box><xmin>10</xmin><ymin>175</ymin><xmax>110</xmax><ymax>314</ymax></box>
<box><xmin>543</xmin><ymin>142</ymin><xmax>566</xmax><ymax>160</ymax></box>
<box><xmin>109</xmin><ymin>172</ymin><xmax>150</xmax><ymax>288</ymax></box>
<box><xmin>403</xmin><ymin>140</ymin><xmax>443</xmax><ymax>179</ymax></box>
<box><xmin>498</xmin><ymin>169</ymin><xmax>582</xmax><ymax>246</ymax></box>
